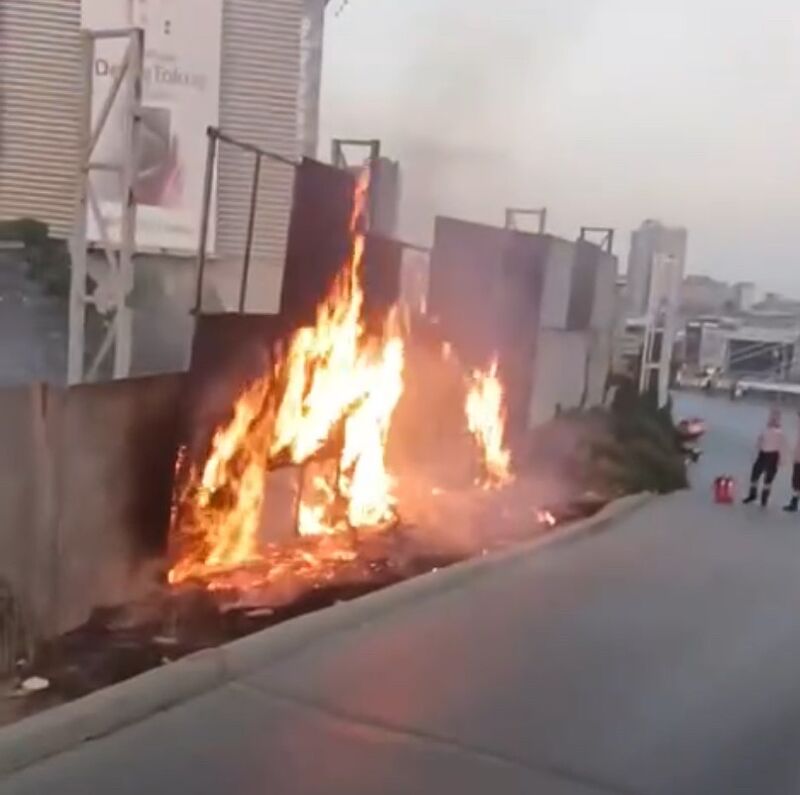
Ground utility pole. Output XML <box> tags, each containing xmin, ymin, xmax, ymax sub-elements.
<box><xmin>68</xmin><ymin>27</ymin><xmax>143</xmax><ymax>384</ymax></box>
<box><xmin>638</xmin><ymin>253</ymin><xmax>680</xmax><ymax>406</ymax></box>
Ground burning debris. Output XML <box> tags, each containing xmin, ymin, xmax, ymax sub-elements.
<box><xmin>0</xmin><ymin>170</ymin><xmax>662</xmax><ymax>728</ymax></box>
<box><xmin>162</xmin><ymin>166</ymin><xmax>571</xmax><ymax>617</ymax></box>
<box><xmin>169</xmin><ymin>171</ymin><xmax>407</xmax><ymax>596</ymax></box>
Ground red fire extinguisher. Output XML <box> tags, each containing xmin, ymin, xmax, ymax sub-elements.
<box><xmin>714</xmin><ymin>476</ymin><xmax>735</xmax><ymax>504</ymax></box>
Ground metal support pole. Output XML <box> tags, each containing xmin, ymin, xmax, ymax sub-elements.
<box><xmin>87</xmin><ymin>44</ymin><xmax>131</xmax><ymax>157</ymax></box>
<box><xmin>239</xmin><ymin>152</ymin><xmax>262</xmax><ymax>312</ymax></box>
<box><xmin>113</xmin><ymin>28</ymin><xmax>143</xmax><ymax>379</ymax></box>
<box><xmin>69</xmin><ymin>26</ymin><xmax>143</xmax><ymax>384</ymax></box>
<box><xmin>68</xmin><ymin>32</ymin><xmax>95</xmax><ymax>385</ymax></box>
<box><xmin>193</xmin><ymin>128</ymin><xmax>218</xmax><ymax>315</ymax></box>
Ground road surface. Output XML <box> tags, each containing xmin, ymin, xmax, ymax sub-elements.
<box><xmin>7</xmin><ymin>393</ymin><xmax>800</xmax><ymax>794</ymax></box>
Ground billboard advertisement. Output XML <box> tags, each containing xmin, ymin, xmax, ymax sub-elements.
<box><xmin>82</xmin><ymin>0</ymin><xmax>222</xmax><ymax>253</ymax></box>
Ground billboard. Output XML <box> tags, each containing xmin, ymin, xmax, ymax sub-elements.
<box><xmin>82</xmin><ymin>0</ymin><xmax>222</xmax><ymax>253</ymax></box>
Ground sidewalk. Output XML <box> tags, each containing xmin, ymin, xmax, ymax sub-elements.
<box><xmin>7</xmin><ymin>485</ymin><xmax>800</xmax><ymax>794</ymax></box>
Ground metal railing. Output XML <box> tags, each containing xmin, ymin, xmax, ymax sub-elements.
<box><xmin>193</xmin><ymin>126</ymin><xmax>299</xmax><ymax>315</ymax></box>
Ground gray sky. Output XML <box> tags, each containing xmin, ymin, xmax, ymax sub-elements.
<box><xmin>319</xmin><ymin>0</ymin><xmax>800</xmax><ymax>296</ymax></box>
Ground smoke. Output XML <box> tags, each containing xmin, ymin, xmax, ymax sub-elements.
<box><xmin>320</xmin><ymin>0</ymin><xmax>597</xmax><ymax>244</ymax></box>
<box><xmin>321</xmin><ymin>0</ymin><xmax>800</xmax><ymax>294</ymax></box>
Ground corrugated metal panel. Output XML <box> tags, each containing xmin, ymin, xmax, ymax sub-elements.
<box><xmin>0</xmin><ymin>0</ymin><xmax>302</xmax><ymax>305</ymax></box>
<box><xmin>216</xmin><ymin>0</ymin><xmax>301</xmax><ymax>312</ymax></box>
<box><xmin>0</xmin><ymin>0</ymin><xmax>82</xmax><ymax>236</ymax></box>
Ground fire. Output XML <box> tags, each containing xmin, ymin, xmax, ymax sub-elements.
<box><xmin>465</xmin><ymin>358</ymin><xmax>513</xmax><ymax>489</ymax></box>
<box><xmin>169</xmin><ymin>170</ymin><xmax>405</xmax><ymax>587</ymax></box>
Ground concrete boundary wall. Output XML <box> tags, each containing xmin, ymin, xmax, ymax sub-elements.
<box><xmin>0</xmin><ymin>386</ymin><xmax>48</xmax><ymax>643</ymax></box>
<box><xmin>528</xmin><ymin>331</ymin><xmax>590</xmax><ymax>427</ymax></box>
<box><xmin>0</xmin><ymin>375</ymin><xmax>184</xmax><ymax>642</ymax></box>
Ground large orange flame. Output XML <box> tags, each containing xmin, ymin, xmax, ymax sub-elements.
<box><xmin>465</xmin><ymin>358</ymin><xmax>513</xmax><ymax>489</ymax></box>
<box><xmin>169</xmin><ymin>171</ymin><xmax>405</xmax><ymax>586</ymax></box>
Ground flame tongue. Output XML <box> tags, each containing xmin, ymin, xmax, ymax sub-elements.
<box><xmin>466</xmin><ymin>358</ymin><xmax>513</xmax><ymax>489</ymax></box>
<box><xmin>169</xmin><ymin>171</ymin><xmax>406</xmax><ymax>586</ymax></box>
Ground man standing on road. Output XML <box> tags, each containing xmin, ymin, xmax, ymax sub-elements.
<box><xmin>743</xmin><ymin>407</ymin><xmax>785</xmax><ymax>507</ymax></box>
<box><xmin>784</xmin><ymin>411</ymin><xmax>800</xmax><ymax>513</ymax></box>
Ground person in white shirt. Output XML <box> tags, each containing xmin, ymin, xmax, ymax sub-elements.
<box><xmin>783</xmin><ymin>411</ymin><xmax>800</xmax><ymax>512</ymax></box>
<box><xmin>743</xmin><ymin>407</ymin><xmax>785</xmax><ymax>507</ymax></box>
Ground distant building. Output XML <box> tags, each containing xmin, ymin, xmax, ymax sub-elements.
<box><xmin>732</xmin><ymin>281</ymin><xmax>756</xmax><ymax>312</ymax></box>
<box><xmin>696</xmin><ymin>322</ymin><xmax>800</xmax><ymax>379</ymax></box>
<box><xmin>626</xmin><ymin>220</ymin><xmax>688</xmax><ymax>317</ymax></box>
<box><xmin>680</xmin><ymin>275</ymin><xmax>732</xmax><ymax>316</ymax></box>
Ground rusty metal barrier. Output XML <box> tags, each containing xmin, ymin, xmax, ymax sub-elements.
<box><xmin>193</xmin><ymin>126</ymin><xmax>299</xmax><ymax>315</ymax></box>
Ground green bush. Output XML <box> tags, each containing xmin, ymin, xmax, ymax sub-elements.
<box><xmin>0</xmin><ymin>217</ymin><xmax>70</xmax><ymax>298</ymax></box>
<box><xmin>600</xmin><ymin>376</ymin><xmax>688</xmax><ymax>493</ymax></box>
<box><xmin>26</xmin><ymin>238</ymin><xmax>71</xmax><ymax>297</ymax></box>
<box><xmin>0</xmin><ymin>217</ymin><xmax>49</xmax><ymax>246</ymax></box>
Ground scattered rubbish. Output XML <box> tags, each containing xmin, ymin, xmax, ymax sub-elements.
<box><xmin>242</xmin><ymin>607</ymin><xmax>274</xmax><ymax>619</ymax></box>
<box><xmin>153</xmin><ymin>635</ymin><xmax>180</xmax><ymax>647</ymax></box>
<box><xmin>20</xmin><ymin>676</ymin><xmax>49</xmax><ymax>693</ymax></box>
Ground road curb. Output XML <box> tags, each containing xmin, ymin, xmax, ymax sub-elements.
<box><xmin>0</xmin><ymin>490</ymin><xmax>653</xmax><ymax>779</ymax></box>
<box><xmin>221</xmin><ymin>491</ymin><xmax>653</xmax><ymax>678</ymax></box>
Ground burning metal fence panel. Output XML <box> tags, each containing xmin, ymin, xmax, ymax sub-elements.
<box><xmin>427</xmin><ymin>216</ymin><xmax>548</xmax><ymax>436</ymax></box>
<box><xmin>166</xmin><ymin>170</ymin><xmax>521</xmax><ymax>608</ymax></box>
<box><xmin>0</xmin><ymin>161</ymin><xmax>604</xmax><ymax>716</ymax></box>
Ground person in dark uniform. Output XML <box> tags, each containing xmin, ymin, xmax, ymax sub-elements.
<box><xmin>784</xmin><ymin>411</ymin><xmax>800</xmax><ymax>512</ymax></box>
<box><xmin>743</xmin><ymin>407</ymin><xmax>785</xmax><ymax>507</ymax></box>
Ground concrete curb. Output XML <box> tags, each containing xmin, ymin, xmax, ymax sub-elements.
<box><xmin>0</xmin><ymin>491</ymin><xmax>653</xmax><ymax>778</ymax></box>
<box><xmin>221</xmin><ymin>492</ymin><xmax>653</xmax><ymax>678</ymax></box>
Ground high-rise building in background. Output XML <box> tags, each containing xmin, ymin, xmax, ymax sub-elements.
<box><xmin>732</xmin><ymin>281</ymin><xmax>756</xmax><ymax>313</ymax></box>
<box><xmin>626</xmin><ymin>220</ymin><xmax>688</xmax><ymax>317</ymax></box>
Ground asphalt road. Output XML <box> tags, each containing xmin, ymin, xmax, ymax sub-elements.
<box><xmin>7</xmin><ymin>393</ymin><xmax>800</xmax><ymax>794</ymax></box>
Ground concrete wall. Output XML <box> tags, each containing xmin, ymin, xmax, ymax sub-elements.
<box><xmin>586</xmin><ymin>330</ymin><xmax>613</xmax><ymax>407</ymax></box>
<box><xmin>0</xmin><ymin>386</ymin><xmax>49</xmax><ymax>639</ymax></box>
<box><xmin>428</xmin><ymin>216</ymin><xmax>548</xmax><ymax>433</ymax></box>
<box><xmin>53</xmin><ymin>376</ymin><xmax>184</xmax><ymax>631</ymax></box>
<box><xmin>539</xmin><ymin>238</ymin><xmax>574</xmax><ymax>330</ymax></box>
<box><xmin>0</xmin><ymin>375</ymin><xmax>184</xmax><ymax>640</ymax></box>
<box><xmin>528</xmin><ymin>331</ymin><xmax>590</xmax><ymax>426</ymax></box>
<box><xmin>529</xmin><ymin>242</ymin><xmax>616</xmax><ymax>427</ymax></box>
<box><xmin>592</xmin><ymin>251</ymin><xmax>619</xmax><ymax>332</ymax></box>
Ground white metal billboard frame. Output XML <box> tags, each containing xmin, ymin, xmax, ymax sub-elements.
<box><xmin>68</xmin><ymin>27</ymin><xmax>143</xmax><ymax>384</ymax></box>
<box><xmin>638</xmin><ymin>254</ymin><xmax>680</xmax><ymax>407</ymax></box>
